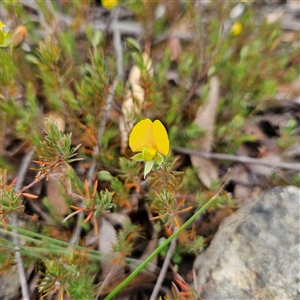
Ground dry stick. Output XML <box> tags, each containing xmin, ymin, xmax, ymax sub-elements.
<box><xmin>113</xmin><ymin>8</ymin><xmax>123</xmax><ymax>81</ymax></box>
<box><xmin>174</xmin><ymin>147</ymin><xmax>300</xmax><ymax>171</ymax></box>
<box><xmin>114</xmin><ymin>29</ymin><xmax>123</xmax><ymax>80</ymax></box>
<box><xmin>12</xmin><ymin>147</ymin><xmax>35</xmax><ymax>300</ymax></box>
<box><xmin>150</xmin><ymin>230</ymin><xmax>177</xmax><ymax>300</ymax></box>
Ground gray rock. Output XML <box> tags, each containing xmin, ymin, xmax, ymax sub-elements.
<box><xmin>194</xmin><ymin>186</ymin><xmax>300</xmax><ymax>299</ymax></box>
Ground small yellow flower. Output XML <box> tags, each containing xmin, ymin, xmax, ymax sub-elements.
<box><xmin>102</xmin><ymin>0</ymin><xmax>118</xmax><ymax>9</ymax></box>
<box><xmin>231</xmin><ymin>22</ymin><xmax>243</xmax><ymax>36</ymax></box>
<box><xmin>129</xmin><ymin>119</ymin><xmax>169</xmax><ymax>177</ymax></box>
<box><xmin>129</xmin><ymin>119</ymin><xmax>169</xmax><ymax>158</ymax></box>
<box><xmin>0</xmin><ymin>21</ymin><xmax>6</xmax><ymax>30</ymax></box>
<box><xmin>0</xmin><ymin>21</ymin><xmax>11</xmax><ymax>48</ymax></box>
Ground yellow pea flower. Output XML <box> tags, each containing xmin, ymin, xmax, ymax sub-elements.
<box><xmin>129</xmin><ymin>119</ymin><xmax>169</xmax><ymax>177</ymax></box>
<box><xmin>0</xmin><ymin>21</ymin><xmax>11</xmax><ymax>48</ymax></box>
<box><xmin>129</xmin><ymin>119</ymin><xmax>169</xmax><ymax>157</ymax></box>
<box><xmin>102</xmin><ymin>0</ymin><xmax>118</xmax><ymax>9</ymax></box>
<box><xmin>231</xmin><ymin>21</ymin><xmax>243</xmax><ymax>36</ymax></box>
<box><xmin>0</xmin><ymin>21</ymin><xmax>6</xmax><ymax>30</ymax></box>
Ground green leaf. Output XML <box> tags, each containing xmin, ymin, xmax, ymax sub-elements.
<box><xmin>125</xmin><ymin>37</ymin><xmax>141</xmax><ymax>53</ymax></box>
<box><xmin>0</xmin><ymin>31</ymin><xmax>11</xmax><ymax>48</ymax></box>
<box><xmin>98</xmin><ymin>170</ymin><xmax>113</xmax><ymax>181</ymax></box>
<box><xmin>131</xmin><ymin>52</ymin><xmax>144</xmax><ymax>69</ymax></box>
<box><xmin>155</xmin><ymin>153</ymin><xmax>164</xmax><ymax>166</ymax></box>
<box><xmin>131</xmin><ymin>153</ymin><xmax>143</xmax><ymax>161</ymax></box>
<box><xmin>144</xmin><ymin>160</ymin><xmax>154</xmax><ymax>178</ymax></box>
<box><xmin>92</xmin><ymin>31</ymin><xmax>103</xmax><ymax>48</ymax></box>
<box><xmin>25</xmin><ymin>54</ymin><xmax>40</xmax><ymax>64</ymax></box>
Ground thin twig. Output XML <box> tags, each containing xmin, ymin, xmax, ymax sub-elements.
<box><xmin>98</xmin><ymin>81</ymin><xmax>118</xmax><ymax>149</ymax></box>
<box><xmin>14</xmin><ymin>148</ymin><xmax>35</xmax><ymax>191</ymax></box>
<box><xmin>95</xmin><ymin>264</ymin><xmax>118</xmax><ymax>300</ymax></box>
<box><xmin>112</xmin><ymin>8</ymin><xmax>124</xmax><ymax>81</ymax></box>
<box><xmin>68</xmin><ymin>211</ymin><xmax>83</xmax><ymax>245</ymax></box>
<box><xmin>62</xmin><ymin>209</ymin><xmax>82</xmax><ymax>223</ymax></box>
<box><xmin>71</xmin><ymin>82</ymin><xmax>117</xmax><ymax>245</ymax></box>
<box><xmin>12</xmin><ymin>244</ymin><xmax>30</xmax><ymax>300</ymax></box>
<box><xmin>150</xmin><ymin>229</ymin><xmax>177</xmax><ymax>300</ymax></box>
<box><xmin>174</xmin><ymin>147</ymin><xmax>300</xmax><ymax>171</ymax></box>
<box><xmin>179</xmin><ymin>66</ymin><xmax>209</xmax><ymax>114</ymax></box>
<box><xmin>12</xmin><ymin>147</ymin><xmax>35</xmax><ymax>300</ymax></box>
<box><xmin>15</xmin><ymin>160</ymin><xmax>62</xmax><ymax>196</ymax></box>
<box><xmin>89</xmin><ymin>81</ymin><xmax>117</xmax><ymax>182</ymax></box>
<box><xmin>114</xmin><ymin>29</ymin><xmax>123</xmax><ymax>80</ymax></box>
<box><xmin>180</xmin><ymin>6</ymin><xmax>226</xmax><ymax>115</ymax></box>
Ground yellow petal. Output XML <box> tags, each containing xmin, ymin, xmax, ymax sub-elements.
<box><xmin>129</xmin><ymin>119</ymin><xmax>155</xmax><ymax>153</ymax></box>
<box><xmin>102</xmin><ymin>0</ymin><xmax>118</xmax><ymax>9</ymax></box>
<box><xmin>0</xmin><ymin>21</ymin><xmax>6</xmax><ymax>30</ymax></box>
<box><xmin>153</xmin><ymin>120</ymin><xmax>169</xmax><ymax>156</ymax></box>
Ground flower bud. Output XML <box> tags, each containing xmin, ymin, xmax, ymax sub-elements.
<box><xmin>11</xmin><ymin>25</ymin><xmax>28</xmax><ymax>48</ymax></box>
<box><xmin>231</xmin><ymin>22</ymin><xmax>243</xmax><ymax>36</ymax></box>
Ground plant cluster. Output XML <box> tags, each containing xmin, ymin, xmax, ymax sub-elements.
<box><xmin>0</xmin><ymin>0</ymin><xmax>299</xmax><ymax>299</ymax></box>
